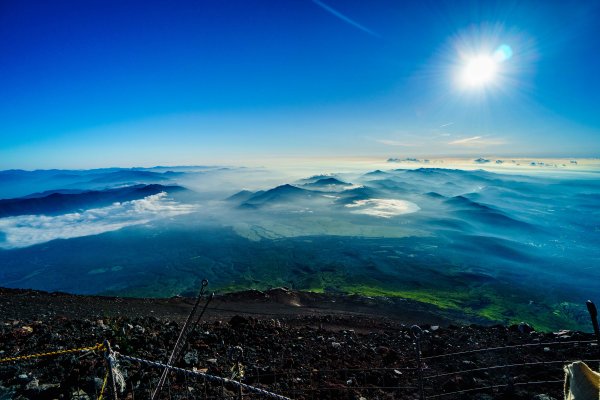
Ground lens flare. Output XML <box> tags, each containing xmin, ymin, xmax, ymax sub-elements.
<box><xmin>494</xmin><ymin>44</ymin><xmax>513</xmax><ymax>62</ymax></box>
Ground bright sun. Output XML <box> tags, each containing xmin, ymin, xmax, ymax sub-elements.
<box><xmin>461</xmin><ymin>55</ymin><xmax>498</xmax><ymax>87</ymax></box>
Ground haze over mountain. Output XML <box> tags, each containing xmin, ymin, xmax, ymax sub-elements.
<box><xmin>0</xmin><ymin>159</ymin><xmax>598</xmax><ymax>330</ymax></box>
<box><xmin>1</xmin><ymin>0</ymin><xmax>599</xmax><ymax>341</ymax></box>
<box><xmin>0</xmin><ymin>184</ymin><xmax>186</xmax><ymax>218</ymax></box>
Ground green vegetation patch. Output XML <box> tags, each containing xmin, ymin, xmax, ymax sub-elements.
<box><xmin>330</xmin><ymin>284</ymin><xmax>587</xmax><ymax>332</ymax></box>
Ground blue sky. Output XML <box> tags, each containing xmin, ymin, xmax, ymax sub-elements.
<box><xmin>1</xmin><ymin>0</ymin><xmax>599</xmax><ymax>169</ymax></box>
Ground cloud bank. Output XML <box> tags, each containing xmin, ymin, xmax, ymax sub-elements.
<box><xmin>0</xmin><ymin>192</ymin><xmax>197</xmax><ymax>249</ymax></box>
<box><xmin>345</xmin><ymin>198</ymin><xmax>420</xmax><ymax>218</ymax></box>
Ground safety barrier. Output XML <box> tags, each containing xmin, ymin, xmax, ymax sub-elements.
<box><xmin>0</xmin><ymin>343</ymin><xmax>105</xmax><ymax>364</ymax></box>
<box><xmin>0</xmin><ymin>330</ymin><xmax>598</xmax><ymax>399</ymax></box>
<box><xmin>0</xmin><ymin>341</ymin><xmax>292</xmax><ymax>400</ymax></box>
<box><xmin>1</xmin><ymin>284</ymin><xmax>598</xmax><ymax>400</ymax></box>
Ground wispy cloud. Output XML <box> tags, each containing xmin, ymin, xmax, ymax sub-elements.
<box><xmin>439</xmin><ymin>122</ymin><xmax>454</xmax><ymax>128</ymax></box>
<box><xmin>312</xmin><ymin>0</ymin><xmax>380</xmax><ymax>37</ymax></box>
<box><xmin>448</xmin><ymin>136</ymin><xmax>506</xmax><ymax>147</ymax></box>
<box><xmin>449</xmin><ymin>136</ymin><xmax>482</xmax><ymax>145</ymax></box>
<box><xmin>0</xmin><ymin>193</ymin><xmax>197</xmax><ymax>249</ymax></box>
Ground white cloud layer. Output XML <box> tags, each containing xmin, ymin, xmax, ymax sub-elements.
<box><xmin>345</xmin><ymin>198</ymin><xmax>420</xmax><ymax>218</ymax></box>
<box><xmin>448</xmin><ymin>136</ymin><xmax>506</xmax><ymax>147</ymax></box>
<box><xmin>0</xmin><ymin>192</ymin><xmax>197</xmax><ymax>249</ymax></box>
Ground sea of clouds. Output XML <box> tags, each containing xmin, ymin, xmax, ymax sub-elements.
<box><xmin>345</xmin><ymin>198</ymin><xmax>420</xmax><ymax>218</ymax></box>
<box><xmin>0</xmin><ymin>192</ymin><xmax>197</xmax><ymax>249</ymax></box>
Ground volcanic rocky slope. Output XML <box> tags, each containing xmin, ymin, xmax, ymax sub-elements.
<box><xmin>1</xmin><ymin>288</ymin><xmax>598</xmax><ymax>399</ymax></box>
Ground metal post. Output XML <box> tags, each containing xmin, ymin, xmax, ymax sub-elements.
<box><xmin>193</xmin><ymin>293</ymin><xmax>215</xmax><ymax>331</ymax></box>
<box><xmin>411</xmin><ymin>325</ymin><xmax>426</xmax><ymax>400</ymax></box>
<box><xmin>152</xmin><ymin>279</ymin><xmax>209</xmax><ymax>400</ymax></box>
<box><xmin>228</xmin><ymin>346</ymin><xmax>244</xmax><ymax>400</ymax></box>
<box><xmin>586</xmin><ymin>300</ymin><xmax>600</xmax><ymax>343</ymax></box>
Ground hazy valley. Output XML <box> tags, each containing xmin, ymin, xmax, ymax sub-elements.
<box><xmin>1</xmin><ymin>160</ymin><xmax>598</xmax><ymax>331</ymax></box>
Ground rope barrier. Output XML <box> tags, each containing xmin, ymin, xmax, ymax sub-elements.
<box><xmin>286</xmin><ymin>385</ymin><xmax>419</xmax><ymax>392</ymax></box>
<box><xmin>0</xmin><ymin>318</ymin><xmax>596</xmax><ymax>400</ymax></box>
<box><xmin>424</xmin><ymin>359</ymin><xmax>600</xmax><ymax>380</ymax></box>
<box><xmin>426</xmin><ymin>379</ymin><xmax>564</xmax><ymax>398</ymax></box>
<box><xmin>243</xmin><ymin>366</ymin><xmax>418</xmax><ymax>380</ymax></box>
<box><xmin>116</xmin><ymin>352</ymin><xmax>292</xmax><ymax>400</ymax></box>
<box><xmin>97</xmin><ymin>370</ymin><xmax>109</xmax><ymax>400</ymax></box>
<box><xmin>0</xmin><ymin>343</ymin><xmax>104</xmax><ymax>363</ymax></box>
<box><xmin>421</xmin><ymin>340</ymin><xmax>596</xmax><ymax>360</ymax></box>
<box><xmin>0</xmin><ymin>340</ymin><xmax>595</xmax><ymax>399</ymax></box>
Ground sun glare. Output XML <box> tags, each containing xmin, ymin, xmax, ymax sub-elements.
<box><xmin>461</xmin><ymin>55</ymin><xmax>497</xmax><ymax>87</ymax></box>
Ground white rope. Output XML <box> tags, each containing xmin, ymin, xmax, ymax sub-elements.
<box><xmin>116</xmin><ymin>352</ymin><xmax>292</xmax><ymax>400</ymax></box>
<box><xmin>108</xmin><ymin>351</ymin><xmax>126</xmax><ymax>393</ymax></box>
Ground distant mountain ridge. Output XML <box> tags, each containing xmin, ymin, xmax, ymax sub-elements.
<box><xmin>0</xmin><ymin>165</ymin><xmax>597</xmax><ymax>335</ymax></box>
<box><xmin>301</xmin><ymin>177</ymin><xmax>350</xmax><ymax>190</ymax></box>
<box><xmin>297</xmin><ymin>174</ymin><xmax>337</xmax><ymax>183</ymax></box>
<box><xmin>0</xmin><ymin>184</ymin><xmax>186</xmax><ymax>218</ymax></box>
<box><xmin>0</xmin><ymin>168</ymin><xmax>191</xmax><ymax>199</ymax></box>
<box><xmin>239</xmin><ymin>184</ymin><xmax>314</xmax><ymax>208</ymax></box>
<box><xmin>85</xmin><ymin>170</ymin><xmax>183</xmax><ymax>184</ymax></box>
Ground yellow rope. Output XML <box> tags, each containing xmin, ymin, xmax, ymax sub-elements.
<box><xmin>0</xmin><ymin>343</ymin><xmax>104</xmax><ymax>363</ymax></box>
<box><xmin>97</xmin><ymin>369</ymin><xmax>109</xmax><ymax>400</ymax></box>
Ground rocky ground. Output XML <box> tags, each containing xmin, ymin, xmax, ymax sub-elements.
<box><xmin>1</xmin><ymin>287</ymin><xmax>599</xmax><ymax>399</ymax></box>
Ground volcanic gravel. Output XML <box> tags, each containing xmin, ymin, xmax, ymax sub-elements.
<box><xmin>1</xmin><ymin>287</ymin><xmax>598</xmax><ymax>399</ymax></box>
